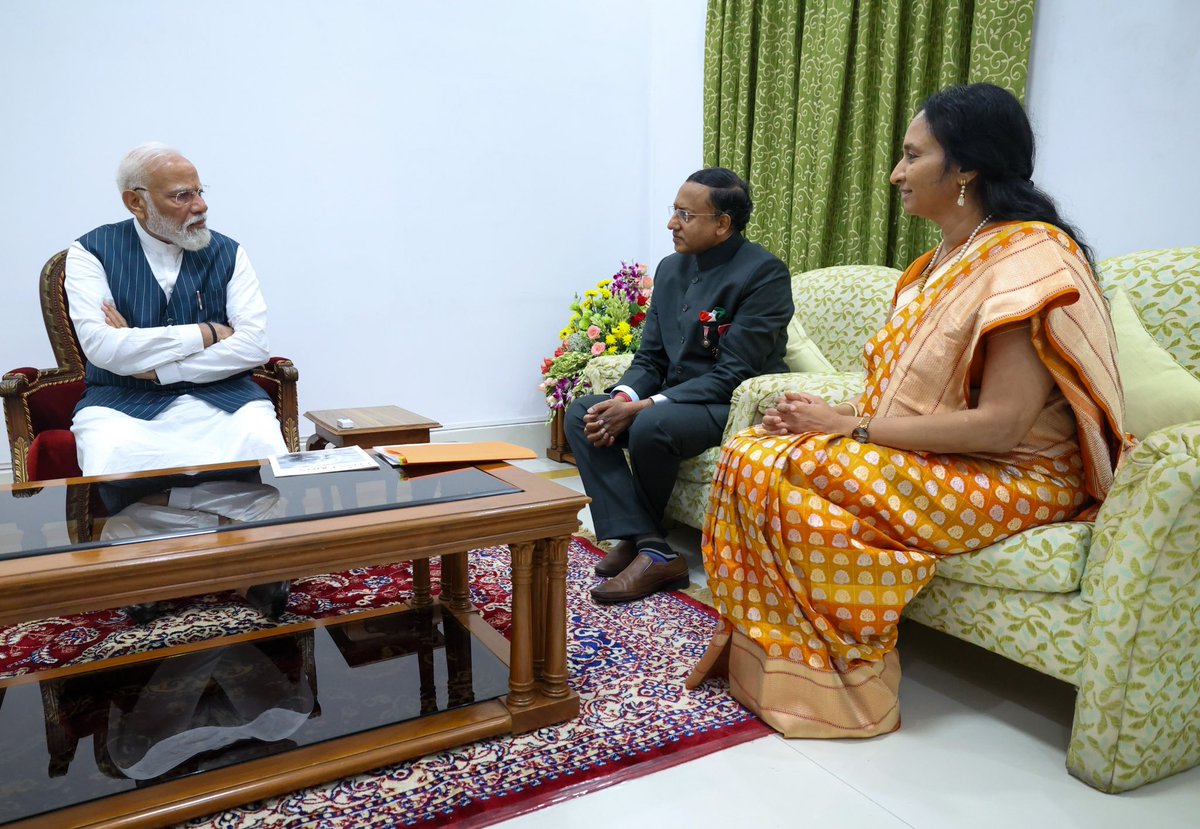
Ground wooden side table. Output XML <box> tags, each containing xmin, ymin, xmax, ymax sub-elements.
<box><xmin>305</xmin><ymin>405</ymin><xmax>442</xmax><ymax>450</ymax></box>
<box><xmin>546</xmin><ymin>409</ymin><xmax>576</xmax><ymax>465</ymax></box>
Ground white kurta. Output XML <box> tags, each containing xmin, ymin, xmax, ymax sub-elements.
<box><xmin>66</xmin><ymin>221</ymin><xmax>287</xmax><ymax>475</ymax></box>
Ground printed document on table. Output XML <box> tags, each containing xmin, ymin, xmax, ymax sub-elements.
<box><xmin>268</xmin><ymin>445</ymin><xmax>379</xmax><ymax>477</ymax></box>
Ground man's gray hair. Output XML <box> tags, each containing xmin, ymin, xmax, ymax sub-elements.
<box><xmin>116</xmin><ymin>142</ymin><xmax>182</xmax><ymax>193</ymax></box>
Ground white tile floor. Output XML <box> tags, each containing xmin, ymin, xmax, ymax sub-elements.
<box><xmin>501</xmin><ymin>458</ymin><xmax>1200</xmax><ymax>829</ymax></box>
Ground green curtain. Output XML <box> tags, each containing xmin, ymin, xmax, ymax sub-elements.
<box><xmin>703</xmin><ymin>0</ymin><xmax>1036</xmax><ymax>271</ymax></box>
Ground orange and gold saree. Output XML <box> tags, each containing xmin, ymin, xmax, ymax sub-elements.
<box><xmin>686</xmin><ymin>222</ymin><xmax>1126</xmax><ymax>737</ymax></box>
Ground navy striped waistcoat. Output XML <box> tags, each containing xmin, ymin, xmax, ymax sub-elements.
<box><xmin>74</xmin><ymin>219</ymin><xmax>269</xmax><ymax>420</ymax></box>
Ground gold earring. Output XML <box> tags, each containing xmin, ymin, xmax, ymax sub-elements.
<box><xmin>957</xmin><ymin>180</ymin><xmax>967</xmax><ymax>207</ymax></box>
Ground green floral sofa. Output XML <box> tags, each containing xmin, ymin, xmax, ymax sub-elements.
<box><xmin>580</xmin><ymin>247</ymin><xmax>1200</xmax><ymax>792</ymax></box>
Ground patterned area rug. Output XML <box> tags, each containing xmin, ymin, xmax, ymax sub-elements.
<box><xmin>0</xmin><ymin>537</ymin><xmax>767</xmax><ymax>828</ymax></box>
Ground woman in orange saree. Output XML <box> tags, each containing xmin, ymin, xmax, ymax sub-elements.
<box><xmin>686</xmin><ymin>84</ymin><xmax>1128</xmax><ymax>737</ymax></box>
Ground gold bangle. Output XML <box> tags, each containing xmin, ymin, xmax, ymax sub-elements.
<box><xmin>845</xmin><ymin>402</ymin><xmax>861</xmax><ymax>418</ymax></box>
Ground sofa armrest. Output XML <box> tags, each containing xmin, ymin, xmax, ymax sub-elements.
<box><xmin>1070</xmin><ymin>420</ymin><xmax>1200</xmax><ymax>790</ymax></box>
<box><xmin>578</xmin><ymin>354</ymin><xmax>634</xmax><ymax>398</ymax></box>
<box><xmin>723</xmin><ymin>371</ymin><xmax>866</xmax><ymax>442</ymax></box>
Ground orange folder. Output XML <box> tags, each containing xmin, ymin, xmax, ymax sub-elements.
<box><xmin>373</xmin><ymin>441</ymin><xmax>537</xmax><ymax>466</ymax></box>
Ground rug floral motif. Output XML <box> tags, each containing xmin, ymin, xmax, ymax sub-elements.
<box><xmin>0</xmin><ymin>538</ymin><xmax>767</xmax><ymax>828</ymax></box>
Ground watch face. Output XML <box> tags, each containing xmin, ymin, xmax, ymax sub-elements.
<box><xmin>851</xmin><ymin>426</ymin><xmax>869</xmax><ymax>444</ymax></box>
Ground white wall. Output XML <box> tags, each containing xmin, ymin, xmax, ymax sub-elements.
<box><xmin>1026</xmin><ymin>0</ymin><xmax>1200</xmax><ymax>261</ymax></box>
<box><xmin>0</xmin><ymin>0</ymin><xmax>707</xmax><ymax>433</ymax></box>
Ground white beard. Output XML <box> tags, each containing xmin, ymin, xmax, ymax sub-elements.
<box><xmin>146</xmin><ymin>204</ymin><xmax>212</xmax><ymax>251</ymax></box>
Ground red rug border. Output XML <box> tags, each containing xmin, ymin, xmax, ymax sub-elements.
<box><xmin>421</xmin><ymin>535</ymin><xmax>771</xmax><ymax>829</ymax></box>
<box><xmin>449</xmin><ymin>718</ymin><xmax>770</xmax><ymax>829</ymax></box>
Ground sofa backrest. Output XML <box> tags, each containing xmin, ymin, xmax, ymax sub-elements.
<box><xmin>791</xmin><ymin>265</ymin><xmax>899</xmax><ymax>372</ymax></box>
<box><xmin>1096</xmin><ymin>247</ymin><xmax>1200</xmax><ymax>377</ymax></box>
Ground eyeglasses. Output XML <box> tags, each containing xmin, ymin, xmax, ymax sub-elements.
<box><xmin>132</xmin><ymin>186</ymin><xmax>207</xmax><ymax>206</ymax></box>
<box><xmin>668</xmin><ymin>206</ymin><xmax>722</xmax><ymax>224</ymax></box>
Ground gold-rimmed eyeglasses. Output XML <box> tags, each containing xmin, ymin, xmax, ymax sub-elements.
<box><xmin>132</xmin><ymin>186</ymin><xmax>207</xmax><ymax>207</ymax></box>
<box><xmin>668</xmin><ymin>206</ymin><xmax>722</xmax><ymax>224</ymax></box>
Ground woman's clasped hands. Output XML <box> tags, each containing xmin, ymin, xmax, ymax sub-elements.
<box><xmin>761</xmin><ymin>391</ymin><xmax>848</xmax><ymax>436</ymax></box>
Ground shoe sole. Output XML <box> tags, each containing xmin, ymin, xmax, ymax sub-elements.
<box><xmin>590</xmin><ymin>573</ymin><xmax>691</xmax><ymax>604</ymax></box>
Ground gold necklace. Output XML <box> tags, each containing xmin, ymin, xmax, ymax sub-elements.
<box><xmin>917</xmin><ymin>213</ymin><xmax>993</xmax><ymax>291</ymax></box>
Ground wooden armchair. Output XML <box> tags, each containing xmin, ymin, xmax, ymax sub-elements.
<box><xmin>1</xmin><ymin>250</ymin><xmax>300</xmax><ymax>483</ymax></box>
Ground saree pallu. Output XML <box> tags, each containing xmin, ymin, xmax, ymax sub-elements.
<box><xmin>686</xmin><ymin>222</ymin><xmax>1127</xmax><ymax>737</ymax></box>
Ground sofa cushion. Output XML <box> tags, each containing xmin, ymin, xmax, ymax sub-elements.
<box><xmin>933</xmin><ymin>520</ymin><xmax>1092</xmax><ymax>593</ymax></box>
<box><xmin>1097</xmin><ymin>246</ymin><xmax>1200</xmax><ymax>377</ymax></box>
<box><xmin>678</xmin><ymin>446</ymin><xmax>721</xmax><ymax>484</ymax></box>
<box><xmin>784</xmin><ymin>317</ymin><xmax>835</xmax><ymax>373</ymax></box>
<box><xmin>1106</xmin><ymin>286</ymin><xmax>1200</xmax><ymax>440</ymax></box>
<box><xmin>791</xmin><ymin>265</ymin><xmax>898</xmax><ymax>372</ymax></box>
<box><xmin>577</xmin><ymin>352</ymin><xmax>634</xmax><ymax>396</ymax></box>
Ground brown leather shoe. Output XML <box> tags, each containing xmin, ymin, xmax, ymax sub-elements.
<box><xmin>590</xmin><ymin>552</ymin><xmax>690</xmax><ymax>604</ymax></box>
<box><xmin>594</xmin><ymin>540</ymin><xmax>638</xmax><ymax>577</ymax></box>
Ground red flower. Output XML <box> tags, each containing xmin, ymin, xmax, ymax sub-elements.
<box><xmin>698</xmin><ymin>310</ymin><xmax>713</xmax><ymax>322</ymax></box>
<box><xmin>630</xmin><ymin>311</ymin><xmax>645</xmax><ymax>327</ymax></box>
<box><xmin>637</xmin><ymin>295</ymin><xmax>648</xmax><ymax>306</ymax></box>
<box><xmin>554</xmin><ymin>346</ymin><xmax>565</xmax><ymax>357</ymax></box>
<box><xmin>541</xmin><ymin>358</ymin><xmax>553</xmax><ymax>374</ymax></box>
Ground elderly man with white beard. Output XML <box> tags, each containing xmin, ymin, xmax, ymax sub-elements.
<box><xmin>65</xmin><ymin>142</ymin><xmax>287</xmax><ymax>477</ymax></box>
<box><xmin>64</xmin><ymin>143</ymin><xmax>291</xmax><ymax>622</ymax></box>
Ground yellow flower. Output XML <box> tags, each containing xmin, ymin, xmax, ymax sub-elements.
<box><xmin>622</xmin><ymin>334</ymin><xmax>633</xmax><ymax>346</ymax></box>
<box><xmin>607</xmin><ymin>345</ymin><xmax>617</xmax><ymax>354</ymax></box>
<box><xmin>584</xmin><ymin>289</ymin><xmax>599</xmax><ymax>298</ymax></box>
<box><xmin>559</xmin><ymin>328</ymin><xmax>569</xmax><ymax>340</ymax></box>
<box><xmin>614</xmin><ymin>321</ymin><xmax>631</xmax><ymax>337</ymax></box>
<box><xmin>600</xmin><ymin>289</ymin><xmax>611</xmax><ymax>299</ymax></box>
<box><xmin>605</xmin><ymin>334</ymin><xmax>617</xmax><ymax>345</ymax></box>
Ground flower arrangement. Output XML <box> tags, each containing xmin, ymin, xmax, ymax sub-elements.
<box><xmin>539</xmin><ymin>261</ymin><xmax>653</xmax><ymax>413</ymax></box>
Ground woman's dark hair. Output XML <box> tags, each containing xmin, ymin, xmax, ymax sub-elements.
<box><xmin>920</xmin><ymin>83</ymin><xmax>1094</xmax><ymax>267</ymax></box>
<box><xmin>686</xmin><ymin>167</ymin><xmax>753</xmax><ymax>232</ymax></box>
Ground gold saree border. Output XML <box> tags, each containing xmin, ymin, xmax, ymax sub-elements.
<box><xmin>687</xmin><ymin>626</ymin><xmax>902</xmax><ymax>739</ymax></box>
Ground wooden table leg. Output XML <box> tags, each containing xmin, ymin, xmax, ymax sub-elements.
<box><xmin>442</xmin><ymin>552</ymin><xmax>471</xmax><ymax>613</ymax></box>
<box><xmin>417</xmin><ymin>608</ymin><xmax>438</xmax><ymax>715</ymax></box>
<box><xmin>444</xmin><ymin>606</ymin><xmax>476</xmax><ymax>707</ymax></box>
<box><xmin>411</xmin><ymin>559</ymin><xmax>432</xmax><ymax>608</ymax></box>
<box><xmin>541</xmin><ymin>536</ymin><xmax>570</xmax><ymax>699</ymax></box>
<box><xmin>507</xmin><ymin>541</ymin><xmax>535</xmax><ymax>709</ymax></box>
<box><xmin>532</xmin><ymin>540</ymin><xmax>547</xmax><ymax>681</ymax></box>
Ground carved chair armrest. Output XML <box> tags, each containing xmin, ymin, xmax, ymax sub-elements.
<box><xmin>3</xmin><ymin>368</ymin><xmax>85</xmax><ymax>482</ymax></box>
<box><xmin>253</xmin><ymin>357</ymin><xmax>300</xmax><ymax>452</ymax></box>
<box><xmin>1</xmin><ymin>371</ymin><xmax>37</xmax><ymax>469</ymax></box>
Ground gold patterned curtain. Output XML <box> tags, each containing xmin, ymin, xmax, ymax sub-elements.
<box><xmin>704</xmin><ymin>0</ymin><xmax>1036</xmax><ymax>271</ymax></box>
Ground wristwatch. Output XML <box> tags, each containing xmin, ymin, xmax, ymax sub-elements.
<box><xmin>851</xmin><ymin>413</ymin><xmax>873</xmax><ymax>444</ymax></box>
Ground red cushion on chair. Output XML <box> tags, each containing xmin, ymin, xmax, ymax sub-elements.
<box><xmin>27</xmin><ymin>379</ymin><xmax>86</xmax><ymax>434</ymax></box>
<box><xmin>252</xmin><ymin>373</ymin><xmax>278</xmax><ymax>398</ymax></box>
<box><xmin>27</xmin><ymin>430</ymin><xmax>82</xmax><ymax>480</ymax></box>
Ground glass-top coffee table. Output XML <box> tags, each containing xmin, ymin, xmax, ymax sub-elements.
<box><xmin>0</xmin><ymin>457</ymin><xmax>588</xmax><ymax>828</ymax></box>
